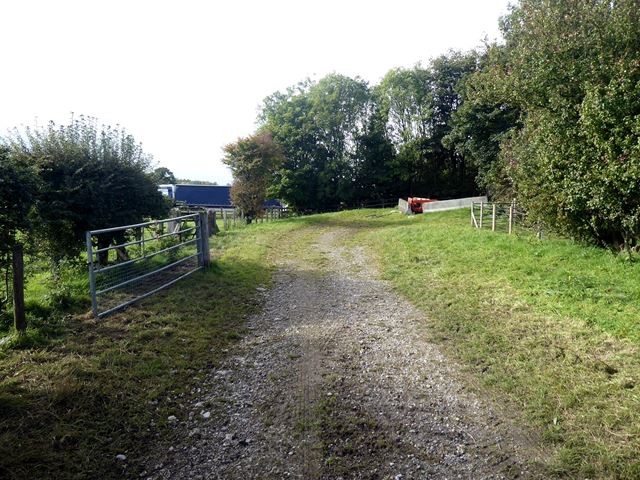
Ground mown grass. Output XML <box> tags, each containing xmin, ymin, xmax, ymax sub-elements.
<box><xmin>0</xmin><ymin>219</ymin><xmax>300</xmax><ymax>479</ymax></box>
<box><xmin>310</xmin><ymin>208</ymin><xmax>640</xmax><ymax>479</ymax></box>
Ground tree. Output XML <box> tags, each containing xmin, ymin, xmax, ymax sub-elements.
<box><xmin>7</xmin><ymin>116</ymin><xmax>170</xmax><ymax>264</ymax></box>
<box><xmin>443</xmin><ymin>45</ymin><xmax>521</xmax><ymax>198</ymax></box>
<box><xmin>0</xmin><ymin>145</ymin><xmax>37</xmax><ymax>311</ymax></box>
<box><xmin>351</xmin><ymin>100</ymin><xmax>396</xmax><ymax>203</ymax></box>
<box><xmin>149</xmin><ymin>166</ymin><xmax>176</xmax><ymax>185</ymax></box>
<box><xmin>0</xmin><ymin>145</ymin><xmax>36</xmax><ymax>255</ymax></box>
<box><xmin>475</xmin><ymin>0</ymin><xmax>640</xmax><ymax>249</ymax></box>
<box><xmin>175</xmin><ymin>178</ymin><xmax>218</xmax><ymax>185</ymax></box>
<box><xmin>260</xmin><ymin>74</ymin><xmax>371</xmax><ymax>211</ymax></box>
<box><xmin>376</xmin><ymin>66</ymin><xmax>432</xmax><ymax>196</ymax></box>
<box><xmin>223</xmin><ymin>132</ymin><xmax>284</xmax><ymax>221</ymax></box>
<box><xmin>376</xmin><ymin>53</ymin><xmax>479</xmax><ymax>199</ymax></box>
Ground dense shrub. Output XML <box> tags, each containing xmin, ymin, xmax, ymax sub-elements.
<box><xmin>470</xmin><ymin>0</ymin><xmax>640</xmax><ymax>249</ymax></box>
<box><xmin>7</xmin><ymin>116</ymin><xmax>170</xmax><ymax>263</ymax></box>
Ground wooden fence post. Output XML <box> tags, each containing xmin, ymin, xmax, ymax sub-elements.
<box><xmin>12</xmin><ymin>243</ymin><xmax>26</xmax><ymax>334</ymax></box>
<box><xmin>508</xmin><ymin>204</ymin><xmax>514</xmax><ymax>234</ymax></box>
<box><xmin>479</xmin><ymin>202</ymin><xmax>484</xmax><ymax>229</ymax></box>
<box><xmin>470</xmin><ymin>202</ymin><xmax>474</xmax><ymax>227</ymax></box>
<box><xmin>208</xmin><ymin>210</ymin><xmax>219</xmax><ymax>235</ymax></box>
<box><xmin>470</xmin><ymin>202</ymin><xmax>480</xmax><ymax>229</ymax></box>
<box><xmin>492</xmin><ymin>203</ymin><xmax>496</xmax><ymax>231</ymax></box>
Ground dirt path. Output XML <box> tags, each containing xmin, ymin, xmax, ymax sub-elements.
<box><xmin>145</xmin><ymin>226</ymin><xmax>544</xmax><ymax>479</ymax></box>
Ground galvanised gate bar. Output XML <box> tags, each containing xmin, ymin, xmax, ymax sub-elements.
<box><xmin>86</xmin><ymin>212</ymin><xmax>210</xmax><ymax>318</ymax></box>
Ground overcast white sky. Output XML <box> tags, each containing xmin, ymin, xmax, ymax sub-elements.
<box><xmin>0</xmin><ymin>0</ymin><xmax>512</xmax><ymax>185</ymax></box>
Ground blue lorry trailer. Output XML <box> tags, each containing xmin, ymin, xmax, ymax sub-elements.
<box><xmin>158</xmin><ymin>184</ymin><xmax>282</xmax><ymax>209</ymax></box>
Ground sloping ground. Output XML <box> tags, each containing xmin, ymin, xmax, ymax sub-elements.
<box><xmin>144</xmin><ymin>224</ymin><xmax>546</xmax><ymax>479</ymax></box>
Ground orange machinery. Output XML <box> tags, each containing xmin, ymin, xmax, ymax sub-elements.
<box><xmin>407</xmin><ymin>197</ymin><xmax>436</xmax><ymax>213</ymax></box>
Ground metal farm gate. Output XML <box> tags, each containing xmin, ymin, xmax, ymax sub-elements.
<box><xmin>86</xmin><ymin>212</ymin><xmax>210</xmax><ymax>318</ymax></box>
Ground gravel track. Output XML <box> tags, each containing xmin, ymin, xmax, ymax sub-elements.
<box><xmin>145</xmin><ymin>226</ymin><xmax>544</xmax><ymax>479</ymax></box>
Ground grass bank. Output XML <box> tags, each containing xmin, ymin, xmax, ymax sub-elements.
<box><xmin>308</xmin><ymin>208</ymin><xmax>640</xmax><ymax>479</ymax></box>
<box><xmin>0</xmin><ymin>219</ymin><xmax>300</xmax><ymax>479</ymax></box>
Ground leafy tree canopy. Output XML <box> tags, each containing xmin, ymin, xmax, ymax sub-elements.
<box><xmin>257</xmin><ymin>60</ymin><xmax>483</xmax><ymax>210</ymax></box>
<box><xmin>472</xmin><ymin>0</ymin><xmax>640</xmax><ymax>248</ymax></box>
<box><xmin>223</xmin><ymin>132</ymin><xmax>284</xmax><ymax>220</ymax></box>
<box><xmin>6</xmin><ymin>116</ymin><xmax>169</xmax><ymax>263</ymax></box>
<box><xmin>443</xmin><ymin>45</ymin><xmax>521</xmax><ymax>197</ymax></box>
<box><xmin>260</xmin><ymin>74</ymin><xmax>372</xmax><ymax>210</ymax></box>
<box><xmin>149</xmin><ymin>166</ymin><xmax>176</xmax><ymax>185</ymax></box>
<box><xmin>0</xmin><ymin>145</ymin><xmax>37</xmax><ymax>266</ymax></box>
<box><xmin>376</xmin><ymin>53</ymin><xmax>480</xmax><ymax>198</ymax></box>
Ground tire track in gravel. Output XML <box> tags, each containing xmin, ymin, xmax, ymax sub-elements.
<box><xmin>144</xmin><ymin>225</ymin><xmax>547</xmax><ymax>480</ymax></box>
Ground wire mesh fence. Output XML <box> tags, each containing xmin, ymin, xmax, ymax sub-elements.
<box><xmin>86</xmin><ymin>213</ymin><xmax>210</xmax><ymax>318</ymax></box>
<box><xmin>470</xmin><ymin>201</ymin><xmax>543</xmax><ymax>237</ymax></box>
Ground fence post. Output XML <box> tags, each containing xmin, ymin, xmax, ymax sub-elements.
<box><xmin>492</xmin><ymin>203</ymin><xmax>497</xmax><ymax>231</ymax></box>
<box><xmin>479</xmin><ymin>202</ymin><xmax>484</xmax><ymax>229</ymax></box>
<box><xmin>12</xmin><ymin>243</ymin><xmax>26</xmax><ymax>334</ymax></box>
<box><xmin>208</xmin><ymin>210</ymin><xmax>220</xmax><ymax>235</ymax></box>
<box><xmin>508</xmin><ymin>204</ymin><xmax>514</xmax><ymax>234</ymax></box>
<box><xmin>85</xmin><ymin>232</ymin><xmax>98</xmax><ymax>318</ymax></box>
<box><xmin>198</xmin><ymin>212</ymin><xmax>211</xmax><ymax>268</ymax></box>
<box><xmin>470</xmin><ymin>202</ymin><xmax>474</xmax><ymax>227</ymax></box>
